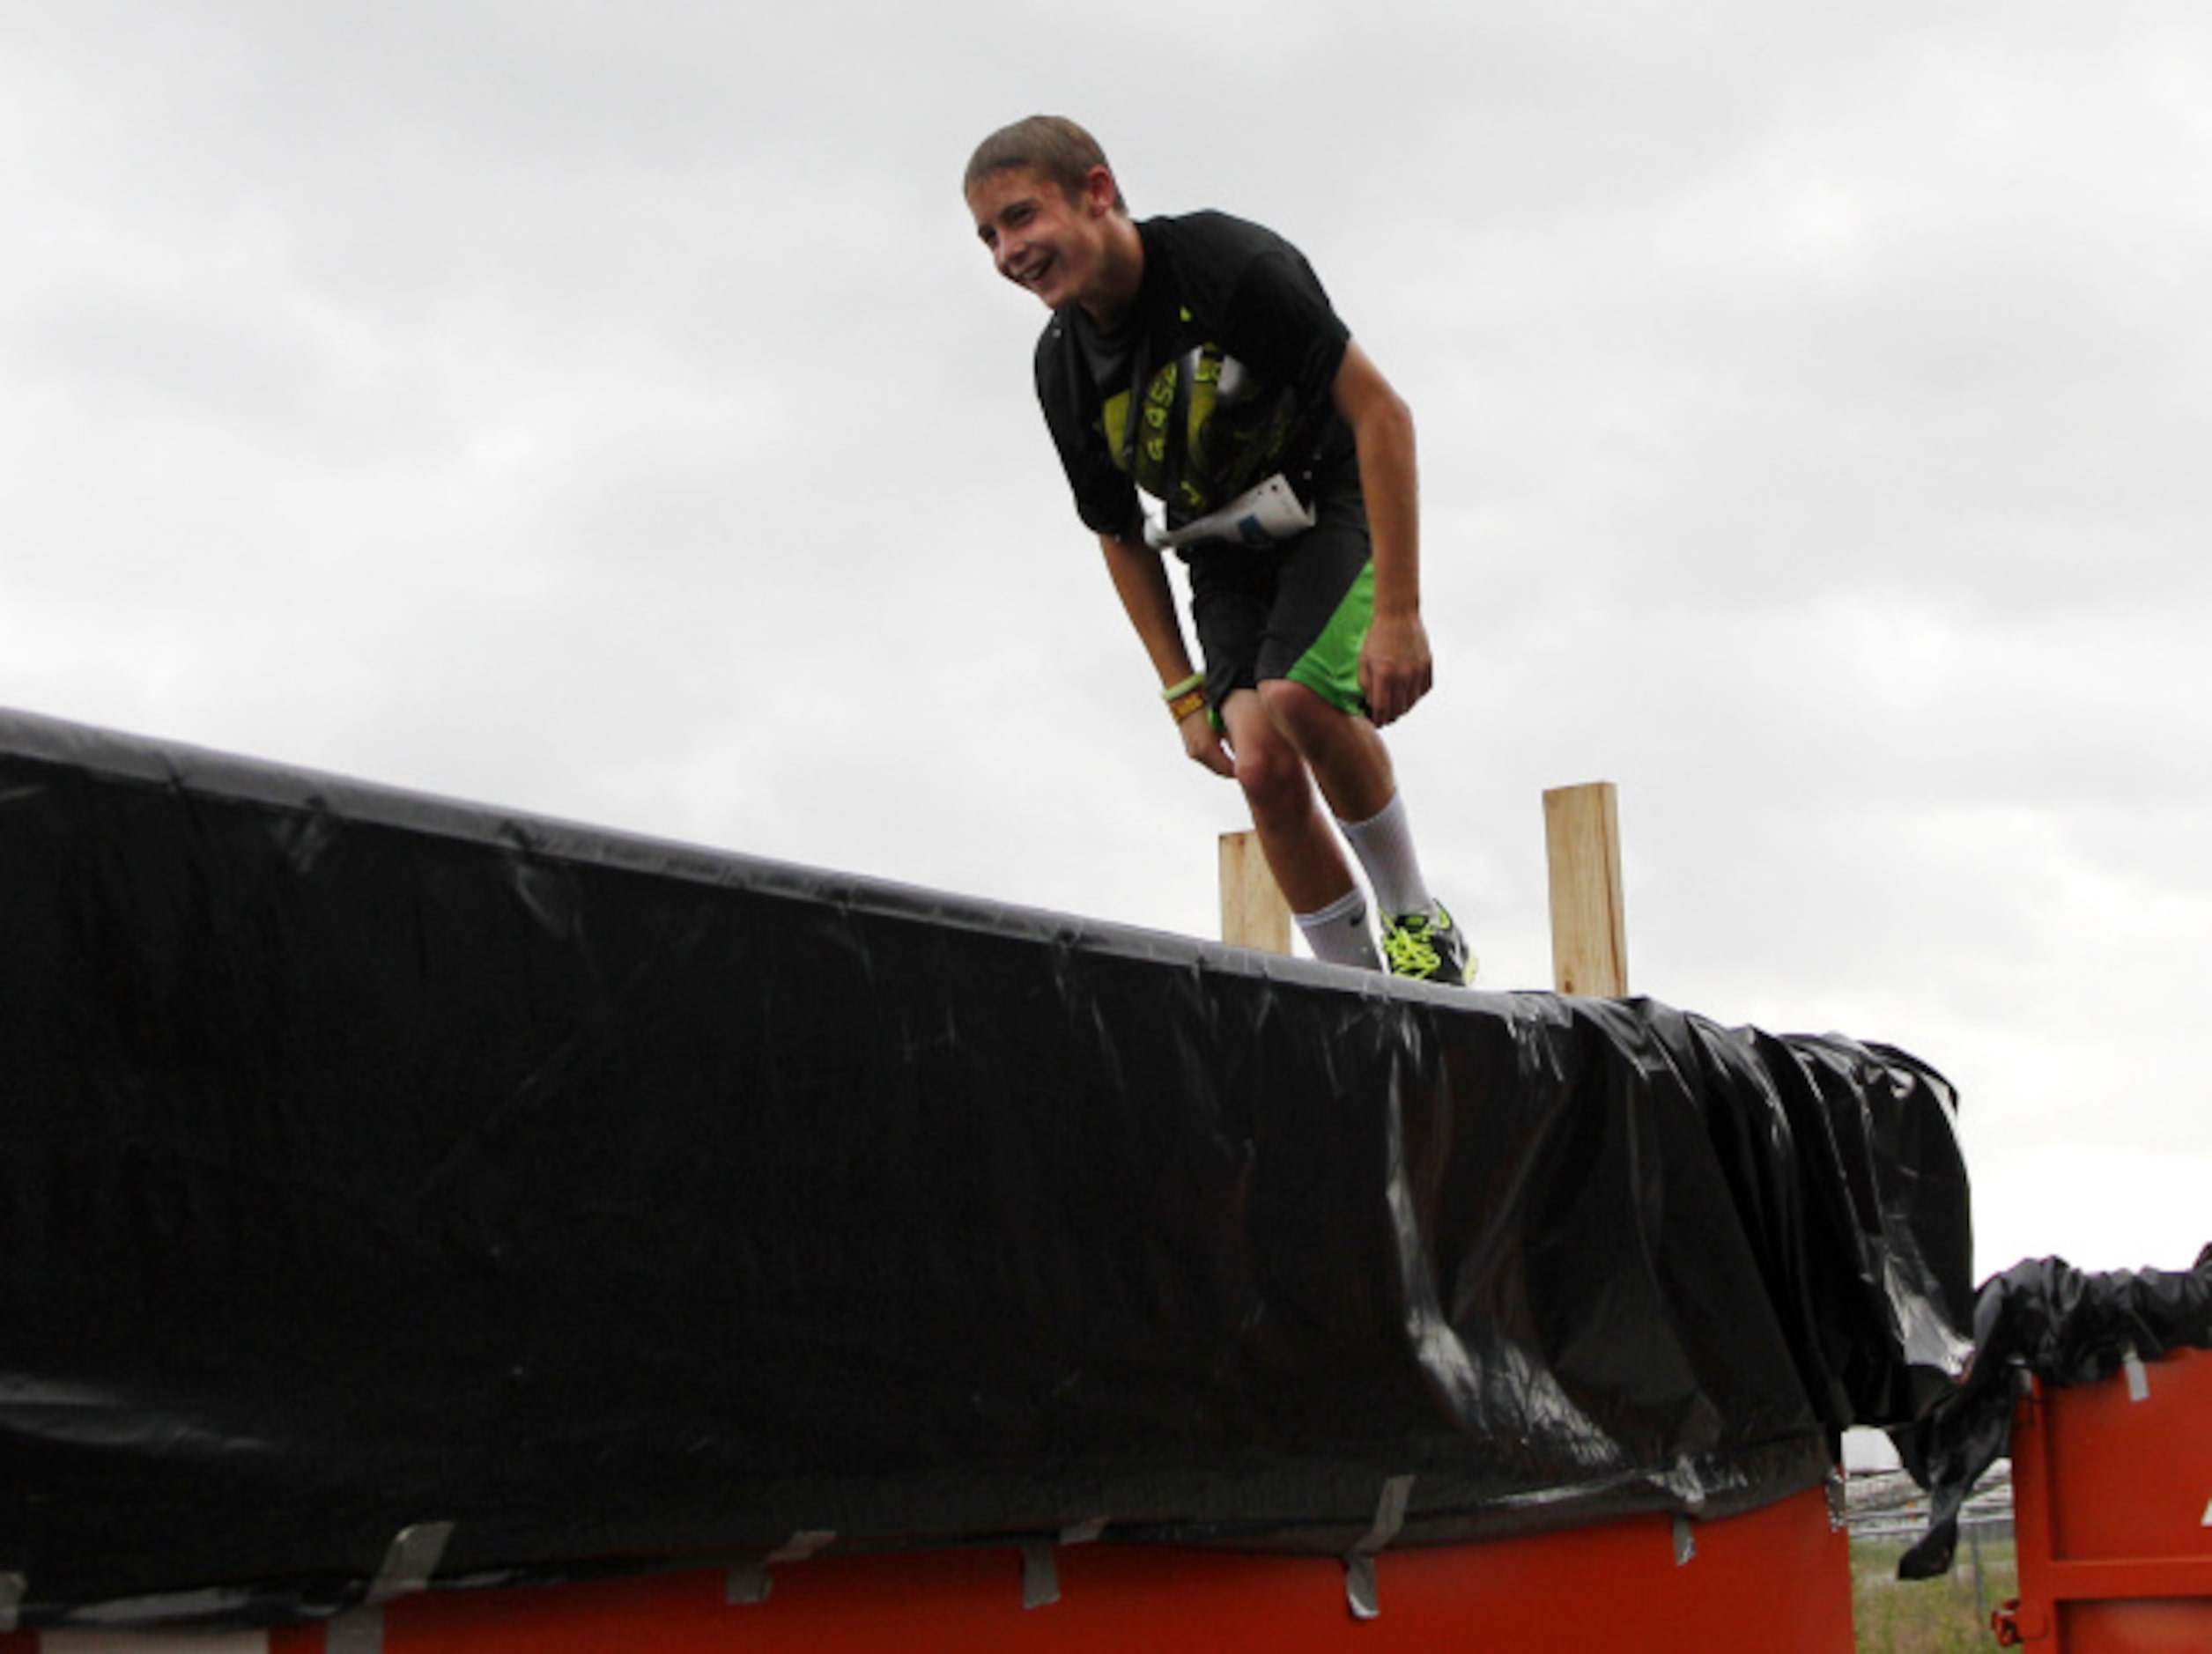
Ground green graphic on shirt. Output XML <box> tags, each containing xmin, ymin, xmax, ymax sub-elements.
<box><xmin>1097</xmin><ymin>345</ymin><xmax>1300</xmax><ymax>517</ymax></box>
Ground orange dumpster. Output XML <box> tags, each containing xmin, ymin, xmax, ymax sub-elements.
<box><xmin>1997</xmin><ymin>1346</ymin><xmax>2212</xmax><ymax>1650</ymax></box>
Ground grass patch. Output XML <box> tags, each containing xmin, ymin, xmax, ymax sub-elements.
<box><xmin>1851</xmin><ymin>1535</ymin><xmax>2017</xmax><ymax>1653</ymax></box>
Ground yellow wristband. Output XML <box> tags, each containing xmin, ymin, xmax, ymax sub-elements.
<box><xmin>1166</xmin><ymin>687</ymin><xmax>1208</xmax><ymax>723</ymax></box>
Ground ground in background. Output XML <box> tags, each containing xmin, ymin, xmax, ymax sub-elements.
<box><xmin>1851</xmin><ymin>1536</ymin><xmax>2016</xmax><ymax>1654</ymax></box>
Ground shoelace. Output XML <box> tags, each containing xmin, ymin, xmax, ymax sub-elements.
<box><xmin>1384</xmin><ymin>921</ymin><xmax>1442</xmax><ymax>977</ymax></box>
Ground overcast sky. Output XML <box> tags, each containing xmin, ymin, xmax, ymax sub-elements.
<box><xmin>4</xmin><ymin>1</ymin><xmax>2206</xmax><ymax>1287</ymax></box>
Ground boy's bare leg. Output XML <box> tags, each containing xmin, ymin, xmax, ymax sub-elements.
<box><xmin>1259</xmin><ymin>676</ymin><xmax>1454</xmax><ymax>956</ymax></box>
<box><xmin>1217</xmin><ymin>689</ymin><xmax>1360</xmax><ymax>914</ymax></box>
<box><xmin>1257</xmin><ymin>678</ymin><xmax>1396</xmax><ymax>825</ymax></box>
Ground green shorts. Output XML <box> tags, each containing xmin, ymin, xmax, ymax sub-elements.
<box><xmin>1186</xmin><ymin>484</ymin><xmax>1373</xmax><ymax>722</ymax></box>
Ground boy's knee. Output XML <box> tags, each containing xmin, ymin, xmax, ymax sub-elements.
<box><xmin>1260</xmin><ymin>677</ymin><xmax>1350</xmax><ymax>749</ymax></box>
<box><xmin>1232</xmin><ymin>729</ymin><xmax>1309</xmax><ymax>816</ymax></box>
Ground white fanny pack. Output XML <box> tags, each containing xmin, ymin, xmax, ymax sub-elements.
<box><xmin>1143</xmin><ymin>474</ymin><xmax>1318</xmax><ymax>551</ymax></box>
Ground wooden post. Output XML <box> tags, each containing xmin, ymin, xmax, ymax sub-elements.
<box><xmin>1218</xmin><ymin>830</ymin><xmax>1291</xmax><ymax>955</ymax></box>
<box><xmin>1544</xmin><ymin>782</ymin><xmax>1628</xmax><ymax>996</ymax></box>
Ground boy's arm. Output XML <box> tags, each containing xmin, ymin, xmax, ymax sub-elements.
<box><xmin>1099</xmin><ymin>530</ymin><xmax>1236</xmax><ymax>777</ymax></box>
<box><xmin>1331</xmin><ymin>339</ymin><xmax>1433</xmax><ymax>727</ymax></box>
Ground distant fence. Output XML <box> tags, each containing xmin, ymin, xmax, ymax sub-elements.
<box><xmin>1849</xmin><ymin>1516</ymin><xmax>2015</xmax><ymax>1547</ymax></box>
<box><xmin>1842</xmin><ymin>1468</ymin><xmax>2013</xmax><ymax>1556</ymax></box>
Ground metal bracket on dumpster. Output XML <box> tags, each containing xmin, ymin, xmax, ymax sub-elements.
<box><xmin>1343</xmin><ymin>1474</ymin><xmax>1415</xmax><ymax>1620</ymax></box>
<box><xmin>329</xmin><ymin>1610</ymin><xmax>383</xmax><ymax>1654</ymax></box>
<box><xmin>727</xmin><ymin>1529</ymin><xmax>837</xmax><ymax>1606</ymax></box>
<box><xmin>368</xmin><ymin>1521</ymin><xmax>456</xmax><ymax>1605</ymax></box>
<box><xmin>1993</xmin><ymin>1595</ymin><xmax>2047</xmax><ymax>1645</ymax></box>
<box><xmin>1673</xmin><ymin>1513</ymin><xmax>1697</xmax><ymax>1566</ymax></box>
<box><xmin>327</xmin><ymin>1520</ymin><xmax>457</xmax><ymax>1654</ymax></box>
<box><xmin>0</xmin><ymin>1572</ymin><xmax>23</xmax><ymax>1634</ymax></box>
<box><xmin>1020</xmin><ymin>1541</ymin><xmax>1059</xmax><ymax>1610</ymax></box>
<box><xmin>2123</xmin><ymin>1345</ymin><xmax>2149</xmax><ymax>1403</ymax></box>
<box><xmin>1020</xmin><ymin>1516</ymin><xmax>1110</xmax><ymax>1611</ymax></box>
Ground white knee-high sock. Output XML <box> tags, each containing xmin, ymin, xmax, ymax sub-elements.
<box><xmin>1295</xmin><ymin>885</ymin><xmax>1381</xmax><ymax>971</ymax></box>
<box><xmin>1338</xmin><ymin>793</ymin><xmax>1435</xmax><ymax>920</ymax></box>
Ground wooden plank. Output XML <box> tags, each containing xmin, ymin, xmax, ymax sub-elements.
<box><xmin>1218</xmin><ymin>830</ymin><xmax>1290</xmax><ymax>956</ymax></box>
<box><xmin>1543</xmin><ymin>783</ymin><xmax>1628</xmax><ymax>997</ymax></box>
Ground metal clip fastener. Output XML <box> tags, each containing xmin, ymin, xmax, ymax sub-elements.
<box><xmin>728</xmin><ymin>1529</ymin><xmax>836</xmax><ymax>1606</ymax></box>
<box><xmin>1343</xmin><ymin>1474</ymin><xmax>1415</xmax><ymax>1620</ymax></box>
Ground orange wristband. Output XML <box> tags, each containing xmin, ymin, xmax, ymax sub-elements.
<box><xmin>1161</xmin><ymin>671</ymin><xmax>1206</xmax><ymax>722</ymax></box>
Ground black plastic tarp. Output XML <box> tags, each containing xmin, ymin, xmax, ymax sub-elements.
<box><xmin>0</xmin><ymin>707</ymin><xmax>1975</xmax><ymax>1628</ymax></box>
<box><xmin>1893</xmin><ymin>1244</ymin><xmax>2212</xmax><ymax>1578</ymax></box>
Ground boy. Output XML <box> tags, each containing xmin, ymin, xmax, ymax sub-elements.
<box><xmin>965</xmin><ymin>116</ymin><xmax>1472</xmax><ymax>984</ymax></box>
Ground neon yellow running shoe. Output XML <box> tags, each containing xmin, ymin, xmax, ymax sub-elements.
<box><xmin>1382</xmin><ymin>905</ymin><xmax>1476</xmax><ymax>986</ymax></box>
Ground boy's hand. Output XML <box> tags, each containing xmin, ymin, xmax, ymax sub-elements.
<box><xmin>1359</xmin><ymin>611</ymin><xmax>1434</xmax><ymax>727</ymax></box>
<box><xmin>1180</xmin><ymin>710</ymin><xmax>1237</xmax><ymax>777</ymax></box>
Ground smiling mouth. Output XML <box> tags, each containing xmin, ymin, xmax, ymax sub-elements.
<box><xmin>1011</xmin><ymin>254</ymin><xmax>1054</xmax><ymax>291</ymax></box>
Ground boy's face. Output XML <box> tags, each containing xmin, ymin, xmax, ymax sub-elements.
<box><xmin>967</xmin><ymin>164</ymin><xmax>1116</xmax><ymax>315</ymax></box>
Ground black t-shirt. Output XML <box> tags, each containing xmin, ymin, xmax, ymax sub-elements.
<box><xmin>1034</xmin><ymin>211</ymin><xmax>1358</xmax><ymax>539</ymax></box>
